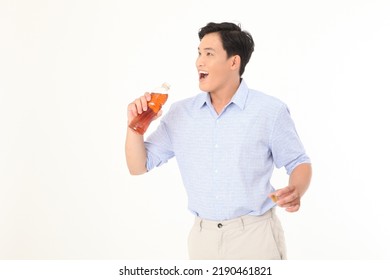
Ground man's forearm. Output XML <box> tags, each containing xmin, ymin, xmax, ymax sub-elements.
<box><xmin>125</xmin><ymin>128</ymin><xmax>147</xmax><ymax>175</ymax></box>
<box><xmin>289</xmin><ymin>163</ymin><xmax>312</xmax><ymax>197</ymax></box>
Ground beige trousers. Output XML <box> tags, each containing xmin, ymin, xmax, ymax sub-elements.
<box><xmin>188</xmin><ymin>208</ymin><xmax>286</xmax><ymax>260</ymax></box>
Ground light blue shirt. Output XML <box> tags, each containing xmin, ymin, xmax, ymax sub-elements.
<box><xmin>145</xmin><ymin>80</ymin><xmax>310</xmax><ymax>221</ymax></box>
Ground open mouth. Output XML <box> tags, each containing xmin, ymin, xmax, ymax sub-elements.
<box><xmin>199</xmin><ymin>70</ymin><xmax>209</xmax><ymax>80</ymax></box>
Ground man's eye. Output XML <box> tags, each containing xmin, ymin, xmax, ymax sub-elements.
<box><xmin>206</xmin><ymin>52</ymin><xmax>213</xmax><ymax>56</ymax></box>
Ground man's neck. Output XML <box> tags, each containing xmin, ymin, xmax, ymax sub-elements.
<box><xmin>210</xmin><ymin>78</ymin><xmax>241</xmax><ymax>114</ymax></box>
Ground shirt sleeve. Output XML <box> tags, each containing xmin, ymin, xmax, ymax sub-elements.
<box><xmin>144</xmin><ymin>112</ymin><xmax>175</xmax><ymax>172</ymax></box>
<box><xmin>270</xmin><ymin>104</ymin><xmax>311</xmax><ymax>175</ymax></box>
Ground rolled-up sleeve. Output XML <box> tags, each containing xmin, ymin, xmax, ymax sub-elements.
<box><xmin>144</xmin><ymin>116</ymin><xmax>175</xmax><ymax>172</ymax></box>
<box><xmin>270</xmin><ymin>104</ymin><xmax>311</xmax><ymax>175</ymax></box>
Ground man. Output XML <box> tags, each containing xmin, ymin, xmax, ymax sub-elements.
<box><xmin>125</xmin><ymin>22</ymin><xmax>312</xmax><ymax>260</ymax></box>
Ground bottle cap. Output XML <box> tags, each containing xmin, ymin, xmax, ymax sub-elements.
<box><xmin>161</xmin><ymin>82</ymin><xmax>171</xmax><ymax>91</ymax></box>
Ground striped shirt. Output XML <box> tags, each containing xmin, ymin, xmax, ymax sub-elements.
<box><xmin>145</xmin><ymin>80</ymin><xmax>310</xmax><ymax>221</ymax></box>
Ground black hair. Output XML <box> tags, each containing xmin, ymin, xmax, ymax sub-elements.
<box><xmin>198</xmin><ymin>22</ymin><xmax>255</xmax><ymax>76</ymax></box>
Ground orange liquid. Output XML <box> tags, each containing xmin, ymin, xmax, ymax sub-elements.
<box><xmin>129</xmin><ymin>93</ymin><xmax>168</xmax><ymax>135</ymax></box>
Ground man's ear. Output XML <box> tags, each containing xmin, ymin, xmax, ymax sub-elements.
<box><xmin>231</xmin><ymin>55</ymin><xmax>241</xmax><ymax>71</ymax></box>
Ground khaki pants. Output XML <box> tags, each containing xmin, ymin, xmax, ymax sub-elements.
<box><xmin>188</xmin><ymin>208</ymin><xmax>286</xmax><ymax>260</ymax></box>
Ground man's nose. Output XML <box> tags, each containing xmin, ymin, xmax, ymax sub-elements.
<box><xmin>196</xmin><ymin>56</ymin><xmax>204</xmax><ymax>67</ymax></box>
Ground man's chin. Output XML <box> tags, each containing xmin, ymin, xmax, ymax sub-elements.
<box><xmin>198</xmin><ymin>83</ymin><xmax>210</xmax><ymax>92</ymax></box>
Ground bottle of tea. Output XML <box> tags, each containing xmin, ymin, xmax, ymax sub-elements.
<box><xmin>128</xmin><ymin>83</ymin><xmax>170</xmax><ymax>135</ymax></box>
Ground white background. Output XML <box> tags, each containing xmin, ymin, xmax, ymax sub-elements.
<box><xmin>1</xmin><ymin>0</ymin><xmax>390</xmax><ymax>260</ymax></box>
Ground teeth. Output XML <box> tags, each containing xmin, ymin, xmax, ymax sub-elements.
<box><xmin>199</xmin><ymin>70</ymin><xmax>209</xmax><ymax>79</ymax></box>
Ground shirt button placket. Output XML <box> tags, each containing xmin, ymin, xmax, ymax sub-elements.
<box><xmin>214</xmin><ymin>119</ymin><xmax>219</xmax><ymax>174</ymax></box>
<box><xmin>213</xmin><ymin>117</ymin><xmax>221</xmax><ymax>217</ymax></box>
<box><xmin>214</xmin><ymin>118</ymin><xmax>220</xmax><ymax>175</ymax></box>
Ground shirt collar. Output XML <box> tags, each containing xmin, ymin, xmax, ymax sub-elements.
<box><xmin>197</xmin><ymin>79</ymin><xmax>249</xmax><ymax>110</ymax></box>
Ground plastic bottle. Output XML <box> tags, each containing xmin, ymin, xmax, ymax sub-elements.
<box><xmin>128</xmin><ymin>82</ymin><xmax>170</xmax><ymax>135</ymax></box>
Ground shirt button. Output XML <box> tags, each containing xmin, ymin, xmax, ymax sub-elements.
<box><xmin>214</xmin><ymin>144</ymin><xmax>219</xmax><ymax>148</ymax></box>
<box><xmin>217</xmin><ymin>223</ymin><xmax>223</xmax><ymax>228</ymax></box>
<box><xmin>214</xmin><ymin>169</ymin><xmax>218</xmax><ymax>173</ymax></box>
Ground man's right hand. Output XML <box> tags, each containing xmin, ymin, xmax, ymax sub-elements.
<box><xmin>127</xmin><ymin>92</ymin><xmax>163</xmax><ymax>126</ymax></box>
<box><xmin>127</xmin><ymin>92</ymin><xmax>152</xmax><ymax>125</ymax></box>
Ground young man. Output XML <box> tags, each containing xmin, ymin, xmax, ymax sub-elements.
<box><xmin>126</xmin><ymin>22</ymin><xmax>312</xmax><ymax>260</ymax></box>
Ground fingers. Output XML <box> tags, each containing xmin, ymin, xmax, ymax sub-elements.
<box><xmin>273</xmin><ymin>186</ymin><xmax>299</xmax><ymax>203</ymax></box>
<box><xmin>283</xmin><ymin>191</ymin><xmax>299</xmax><ymax>204</ymax></box>
<box><xmin>269</xmin><ymin>185</ymin><xmax>301</xmax><ymax>212</ymax></box>
<box><xmin>285</xmin><ymin>204</ymin><xmax>300</xmax><ymax>212</ymax></box>
<box><xmin>275</xmin><ymin>185</ymin><xmax>294</xmax><ymax>197</ymax></box>
<box><xmin>127</xmin><ymin>93</ymin><xmax>151</xmax><ymax>119</ymax></box>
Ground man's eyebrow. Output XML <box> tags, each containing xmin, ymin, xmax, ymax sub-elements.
<box><xmin>198</xmin><ymin>47</ymin><xmax>216</xmax><ymax>52</ymax></box>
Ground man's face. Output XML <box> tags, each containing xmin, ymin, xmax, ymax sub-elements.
<box><xmin>196</xmin><ymin>32</ymin><xmax>236</xmax><ymax>93</ymax></box>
